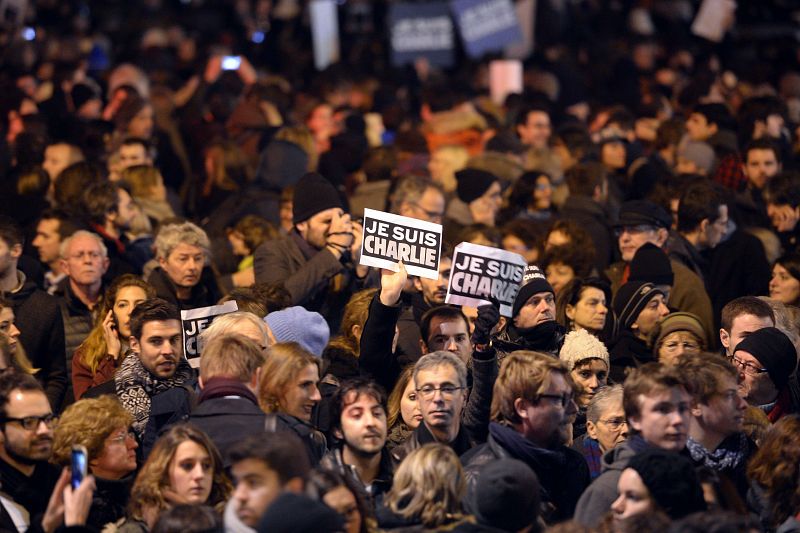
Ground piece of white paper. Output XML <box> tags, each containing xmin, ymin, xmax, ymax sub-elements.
<box><xmin>445</xmin><ymin>241</ymin><xmax>527</xmax><ymax>317</ymax></box>
<box><xmin>181</xmin><ymin>300</ymin><xmax>239</xmax><ymax>368</ymax></box>
<box><xmin>359</xmin><ymin>208</ymin><xmax>443</xmax><ymax>280</ymax></box>
<box><xmin>310</xmin><ymin>0</ymin><xmax>340</xmax><ymax>70</ymax></box>
<box><xmin>489</xmin><ymin>59</ymin><xmax>523</xmax><ymax>105</ymax></box>
<box><xmin>691</xmin><ymin>0</ymin><xmax>736</xmax><ymax>43</ymax></box>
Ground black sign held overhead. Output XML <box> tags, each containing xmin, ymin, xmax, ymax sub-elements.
<box><xmin>388</xmin><ymin>2</ymin><xmax>455</xmax><ymax>68</ymax></box>
<box><xmin>359</xmin><ymin>208</ymin><xmax>443</xmax><ymax>280</ymax></box>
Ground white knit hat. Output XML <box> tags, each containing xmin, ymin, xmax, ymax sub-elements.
<box><xmin>559</xmin><ymin>329</ymin><xmax>610</xmax><ymax>371</ymax></box>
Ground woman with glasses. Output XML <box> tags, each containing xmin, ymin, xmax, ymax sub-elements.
<box><xmin>52</xmin><ymin>395</ymin><xmax>139</xmax><ymax>530</ymax></box>
<box><xmin>573</xmin><ymin>385</ymin><xmax>627</xmax><ymax>479</ymax></box>
<box><xmin>72</xmin><ymin>275</ymin><xmax>155</xmax><ymax>400</ymax></box>
<box><xmin>650</xmin><ymin>312</ymin><xmax>706</xmax><ymax>365</ymax></box>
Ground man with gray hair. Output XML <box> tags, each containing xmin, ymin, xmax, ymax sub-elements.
<box><xmin>147</xmin><ymin>221</ymin><xmax>222</xmax><ymax>309</ymax></box>
<box><xmin>388</xmin><ymin>175</ymin><xmax>446</xmax><ymax>224</ymax></box>
<box><xmin>53</xmin><ymin>230</ymin><xmax>109</xmax><ymax>405</ymax></box>
<box><xmin>390</xmin><ymin>350</ymin><xmax>474</xmax><ymax>465</ymax></box>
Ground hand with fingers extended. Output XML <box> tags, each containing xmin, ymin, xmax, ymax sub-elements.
<box><xmin>471</xmin><ymin>302</ymin><xmax>500</xmax><ymax>346</ymax></box>
<box><xmin>64</xmin><ymin>475</ymin><xmax>96</xmax><ymax>527</ymax></box>
<box><xmin>380</xmin><ymin>261</ymin><xmax>407</xmax><ymax>307</ymax></box>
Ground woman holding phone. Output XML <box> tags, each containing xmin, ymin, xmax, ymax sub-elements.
<box><xmin>72</xmin><ymin>275</ymin><xmax>155</xmax><ymax>399</ymax></box>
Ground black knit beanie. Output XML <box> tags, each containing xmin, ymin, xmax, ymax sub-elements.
<box><xmin>629</xmin><ymin>243</ymin><xmax>674</xmax><ymax>286</ymax></box>
<box><xmin>456</xmin><ymin>168</ymin><xmax>498</xmax><ymax>203</ymax></box>
<box><xmin>512</xmin><ymin>265</ymin><xmax>554</xmax><ymax>317</ymax></box>
<box><xmin>613</xmin><ymin>281</ymin><xmax>665</xmax><ymax>331</ymax></box>
<box><xmin>470</xmin><ymin>459</ymin><xmax>541</xmax><ymax>532</ymax></box>
<box><xmin>626</xmin><ymin>448</ymin><xmax>707</xmax><ymax>520</ymax></box>
<box><xmin>292</xmin><ymin>172</ymin><xmax>344</xmax><ymax>223</ymax></box>
<box><xmin>257</xmin><ymin>493</ymin><xmax>345</xmax><ymax>533</ymax></box>
<box><xmin>734</xmin><ymin>327</ymin><xmax>797</xmax><ymax>390</ymax></box>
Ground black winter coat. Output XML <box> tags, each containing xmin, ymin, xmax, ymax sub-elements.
<box><xmin>8</xmin><ymin>275</ymin><xmax>67</xmax><ymax>408</ymax></box>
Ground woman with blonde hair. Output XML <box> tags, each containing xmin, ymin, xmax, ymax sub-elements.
<box><xmin>52</xmin><ymin>395</ymin><xmax>138</xmax><ymax>530</ymax></box>
<box><xmin>379</xmin><ymin>443</ymin><xmax>467</xmax><ymax>530</ymax></box>
<box><xmin>73</xmin><ymin>275</ymin><xmax>155</xmax><ymax>399</ymax></box>
<box><xmin>118</xmin><ymin>424</ymin><xmax>231</xmax><ymax>532</ymax></box>
<box><xmin>385</xmin><ymin>366</ymin><xmax>422</xmax><ymax>451</ymax></box>
<box><xmin>258</xmin><ymin>342</ymin><xmax>326</xmax><ymax>465</ymax></box>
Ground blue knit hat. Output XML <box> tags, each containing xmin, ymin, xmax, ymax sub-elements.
<box><xmin>264</xmin><ymin>306</ymin><xmax>330</xmax><ymax>356</ymax></box>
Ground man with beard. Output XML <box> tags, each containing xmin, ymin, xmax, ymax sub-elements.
<box><xmin>84</xmin><ymin>298</ymin><xmax>194</xmax><ymax>449</ymax></box>
<box><xmin>254</xmin><ymin>172</ymin><xmax>366</xmax><ymax>330</ymax></box>
<box><xmin>321</xmin><ymin>378</ymin><xmax>393</xmax><ymax>507</ymax></box>
<box><xmin>0</xmin><ymin>373</ymin><xmax>60</xmax><ymax>530</ymax></box>
<box><xmin>462</xmin><ymin>351</ymin><xmax>589</xmax><ymax>524</ymax></box>
<box><xmin>492</xmin><ymin>265</ymin><xmax>565</xmax><ymax>358</ymax></box>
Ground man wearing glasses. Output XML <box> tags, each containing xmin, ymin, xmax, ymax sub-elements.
<box><xmin>390</xmin><ymin>351</ymin><xmax>474</xmax><ymax>466</ymax></box>
<box><xmin>462</xmin><ymin>351</ymin><xmax>589</xmax><ymax>525</ymax></box>
<box><xmin>677</xmin><ymin>353</ymin><xmax>755</xmax><ymax>500</ymax></box>
<box><xmin>732</xmin><ymin>326</ymin><xmax>800</xmax><ymax>422</ymax></box>
<box><xmin>0</xmin><ymin>373</ymin><xmax>60</xmax><ymax>530</ymax></box>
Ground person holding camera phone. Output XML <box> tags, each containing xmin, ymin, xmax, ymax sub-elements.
<box><xmin>72</xmin><ymin>275</ymin><xmax>156</xmax><ymax>400</ymax></box>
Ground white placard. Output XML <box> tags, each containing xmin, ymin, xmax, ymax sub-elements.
<box><xmin>489</xmin><ymin>59</ymin><xmax>523</xmax><ymax>105</ymax></box>
<box><xmin>691</xmin><ymin>0</ymin><xmax>736</xmax><ymax>43</ymax></box>
<box><xmin>310</xmin><ymin>0</ymin><xmax>340</xmax><ymax>70</ymax></box>
<box><xmin>359</xmin><ymin>208</ymin><xmax>443</xmax><ymax>280</ymax></box>
<box><xmin>181</xmin><ymin>301</ymin><xmax>239</xmax><ymax>368</ymax></box>
<box><xmin>445</xmin><ymin>241</ymin><xmax>527</xmax><ymax>317</ymax></box>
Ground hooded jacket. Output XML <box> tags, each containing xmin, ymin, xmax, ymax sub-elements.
<box><xmin>491</xmin><ymin>321</ymin><xmax>566</xmax><ymax>361</ymax></box>
<box><xmin>8</xmin><ymin>273</ymin><xmax>67</xmax><ymax>408</ymax></box>
<box><xmin>573</xmin><ymin>437</ymin><xmax>645</xmax><ymax>527</ymax></box>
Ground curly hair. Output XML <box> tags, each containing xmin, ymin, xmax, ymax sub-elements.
<box><xmin>385</xmin><ymin>443</ymin><xmax>465</xmax><ymax>528</ymax></box>
<box><xmin>77</xmin><ymin>275</ymin><xmax>156</xmax><ymax>376</ymax></box>
<box><xmin>747</xmin><ymin>415</ymin><xmax>800</xmax><ymax>528</ymax></box>
<box><xmin>51</xmin><ymin>395</ymin><xmax>133</xmax><ymax>466</ymax></box>
<box><xmin>128</xmin><ymin>424</ymin><xmax>232</xmax><ymax>521</ymax></box>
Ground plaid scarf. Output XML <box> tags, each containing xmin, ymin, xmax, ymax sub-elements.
<box><xmin>115</xmin><ymin>353</ymin><xmax>194</xmax><ymax>437</ymax></box>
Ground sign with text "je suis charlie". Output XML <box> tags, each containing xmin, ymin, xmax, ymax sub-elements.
<box><xmin>181</xmin><ymin>300</ymin><xmax>239</xmax><ymax>368</ymax></box>
<box><xmin>445</xmin><ymin>241</ymin><xmax>527</xmax><ymax>317</ymax></box>
<box><xmin>359</xmin><ymin>208</ymin><xmax>443</xmax><ymax>280</ymax></box>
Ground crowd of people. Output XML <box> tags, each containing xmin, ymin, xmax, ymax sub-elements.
<box><xmin>1</xmin><ymin>0</ymin><xmax>800</xmax><ymax>532</ymax></box>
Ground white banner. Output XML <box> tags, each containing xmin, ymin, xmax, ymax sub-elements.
<box><xmin>359</xmin><ymin>208</ymin><xmax>443</xmax><ymax>280</ymax></box>
<box><xmin>180</xmin><ymin>301</ymin><xmax>239</xmax><ymax>368</ymax></box>
<box><xmin>445</xmin><ymin>241</ymin><xmax>527</xmax><ymax>316</ymax></box>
